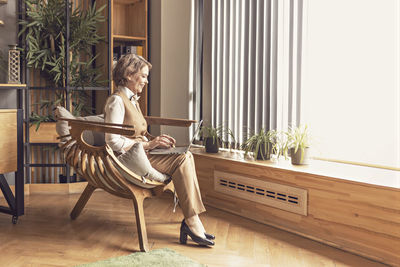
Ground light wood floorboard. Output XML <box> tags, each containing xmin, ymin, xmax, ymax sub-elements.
<box><xmin>0</xmin><ymin>191</ymin><xmax>389</xmax><ymax>267</ymax></box>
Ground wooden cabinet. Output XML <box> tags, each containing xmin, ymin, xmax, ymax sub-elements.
<box><xmin>0</xmin><ymin>110</ymin><xmax>19</xmax><ymax>174</ymax></box>
<box><xmin>0</xmin><ymin>109</ymin><xmax>24</xmax><ymax>223</ymax></box>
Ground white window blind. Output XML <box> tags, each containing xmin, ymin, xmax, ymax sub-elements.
<box><xmin>210</xmin><ymin>0</ymin><xmax>304</xmax><ymax>145</ymax></box>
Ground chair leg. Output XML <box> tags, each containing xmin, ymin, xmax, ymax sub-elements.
<box><xmin>70</xmin><ymin>184</ymin><xmax>96</xmax><ymax>220</ymax></box>
<box><xmin>131</xmin><ymin>193</ymin><xmax>149</xmax><ymax>252</ymax></box>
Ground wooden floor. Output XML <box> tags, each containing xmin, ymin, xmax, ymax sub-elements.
<box><xmin>0</xmin><ymin>191</ymin><xmax>389</xmax><ymax>267</ymax></box>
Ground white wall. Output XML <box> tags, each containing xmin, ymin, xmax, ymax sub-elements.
<box><xmin>301</xmin><ymin>0</ymin><xmax>399</xmax><ymax>168</ymax></box>
<box><xmin>150</xmin><ymin>0</ymin><xmax>193</xmax><ymax>145</ymax></box>
<box><xmin>149</xmin><ymin>0</ymin><xmax>161</xmax><ymax>135</ymax></box>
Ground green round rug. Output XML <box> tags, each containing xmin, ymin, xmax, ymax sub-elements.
<box><xmin>76</xmin><ymin>248</ymin><xmax>207</xmax><ymax>267</ymax></box>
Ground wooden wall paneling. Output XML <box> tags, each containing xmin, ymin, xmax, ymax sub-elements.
<box><xmin>52</xmin><ymin>148</ymin><xmax>55</xmax><ymax>183</ymax></box>
<box><xmin>38</xmin><ymin>147</ymin><xmax>42</xmax><ymax>183</ymax></box>
<box><xmin>41</xmin><ymin>146</ymin><xmax>45</xmax><ymax>183</ymax></box>
<box><xmin>29</xmin><ymin>147</ymin><xmax>33</xmax><ymax>184</ymax></box>
<box><xmin>32</xmin><ymin>146</ymin><xmax>37</xmax><ymax>184</ymax></box>
<box><xmin>192</xmin><ymin>152</ymin><xmax>400</xmax><ymax>266</ymax></box>
<box><xmin>55</xmin><ymin>148</ymin><xmax>60</xmax><ymax>184</ymax></box>
<box><xmin>36</xmin><ymin>147</ymin><xmax>41</xmax><ymax>183</ymax></box>
<box><xmin>46</xmin><ymin>147</ymin><xmax>50</xmax><ymax>183</ymax></box>
<box><xmin>54</xmin><ymin>148</ymin><xmax>60</xmax><ymax>183</ymax></box>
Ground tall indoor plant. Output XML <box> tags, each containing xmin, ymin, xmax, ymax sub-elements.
<box><xmin>18</xmin><ymin>0</ymin><xmax>106</xmax><ymax>128</ymax></box>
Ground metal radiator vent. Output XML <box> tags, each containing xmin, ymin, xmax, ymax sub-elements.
<box><xmin>214</xmin><ymin>171</ymin><xmax>308</xmax><ymax>216</ymax></box>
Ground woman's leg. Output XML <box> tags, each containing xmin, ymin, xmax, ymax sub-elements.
<box><xmin>148</xmin><ymin>152</ymin><xmax>208</xmax><ymax>239</ymax></box>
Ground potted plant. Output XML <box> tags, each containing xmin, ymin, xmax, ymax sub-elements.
<box><xmin>273</xmin><ymin>130</ymin><xmax>290</xmax><ymax>160</ymax></box>
<box><xmin>18</xmin><ymin>0</ymin><xmax>106</xmax><ymax>128</ymax></box>
<box><xmin>287</xmin><ymin>124</ymin><xmax>310</xmax><ymax>165</ymax></box>
<box><xmin>199</xmin><ymin>123</ymin><xmax>235</xmax><ymax>153</ymax></box>
<box><xmin>241</xmin><ymin>128</ymin><xmax>275</xmax><ymax>160</ymax></box>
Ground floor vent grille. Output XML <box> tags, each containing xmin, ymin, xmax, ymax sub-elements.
<box><xmin>214</xmin><ymin>171</ymin><xmax>307</xmax><ymax>216</ymax></box>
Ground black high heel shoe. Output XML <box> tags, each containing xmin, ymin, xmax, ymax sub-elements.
<box><xmin>205</xmin><ymin>233</ymin><xmax>215</xmax><ymax>240</ymax></box>
<box><xmin>180</xmin><ymin>220</ymin><xmax>215</xmax><ymax>246</ymax></box>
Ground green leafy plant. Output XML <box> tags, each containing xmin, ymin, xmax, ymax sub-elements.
<box><xmin>241</xmin><ymin>128</ymin><xmax>276</xmax><ymax>160</ymax></box>
<box><xmin>287</xmin><ymin>124</ymin><xmax>310</xmax><ymax>164</ymax></box>
<box><xmin>30</xmin><ymin>112</ymin><xmax>54</xmax><ymax>131</ymax></box>
<box><xmin>287</xmin><ymin>124</ymin><xmax>310</xmax><ymax>153</ymax></box>
<box><xmin>199</xmin><ymin>123</ymin><xmax>235</xmax><ymax>153</ymax></box>
<box><xmin>18</xmin><ymin>0</ymin><xmax>106</xmax><ymax>123</ymax></box>
<box><xmin>273</xmin><ymin>130</ymin><xmax>290</xmax><ymax>160</ymax></box>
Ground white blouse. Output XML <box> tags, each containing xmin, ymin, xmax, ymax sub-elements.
<box><xmin>104</xmin><ymin>87</ymin><xmax>147</xmax><ymax>153</ymax></box>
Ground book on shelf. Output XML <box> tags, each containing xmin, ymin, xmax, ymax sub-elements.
<box><xmin>113</xmin><ymin>45</ymin><xmax>144</xmax><ymax>61</ymax></box>
<box><xmin>124</xmin><ymin>46</ymin><xmax>143</xmax><ymax>56</ymax></box>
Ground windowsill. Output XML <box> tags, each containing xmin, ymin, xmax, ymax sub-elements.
<box><xmin>190</xmin><ymin>146</ymin><xmax>400</xmax><ymax>190</ymax></box>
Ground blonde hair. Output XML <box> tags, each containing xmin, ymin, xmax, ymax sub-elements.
<box><xmin>112</xmin><ymin>54</ymin><xmax>152</xmax><ymax>87</ymax></box>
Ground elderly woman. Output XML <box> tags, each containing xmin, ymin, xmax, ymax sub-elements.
<box><xmin>104</xmin><ymin>54</ymin><xmax>215</xmax><ymax>246</ymax></box>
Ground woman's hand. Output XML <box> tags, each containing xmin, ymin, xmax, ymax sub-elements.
<box><xmin>143</xmin><ymin>134</ymin><xmax>176</xmax><ymax>150</ymax></box>
<box><xmin>160</xmin><ymin>134</ymin><xmax>176</xmax><ymax>146</ymax></box>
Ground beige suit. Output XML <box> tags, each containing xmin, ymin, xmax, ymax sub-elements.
<box><xmin>105</xmin><ymin>89</ymin><xmax>206</xmax><ymax>218</ymax></box>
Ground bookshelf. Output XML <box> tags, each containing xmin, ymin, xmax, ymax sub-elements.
<box><xmin>112</xmin><ymin>0</ymin><xmax>148</xmax><ymax>115</ymax></box>
<box><xmin>97</xmin><ymin>0</ymin><xmax>149</xmax><ymax>115</ymax></box>
<box><xmin>15</xmin><ymin>0</ymin><xmax>149</xmax><ymax>184</ymax></box>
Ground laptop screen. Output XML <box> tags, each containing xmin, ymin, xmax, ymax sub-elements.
<box><xmin>184</xmin><ymin>120</ymin><xmax>203</xmax><ymax>152</ymax></box>
<box><xmin>189</xmin><ymin>120</ymin><xmax>203</xmax><ymax>145</ymax></box>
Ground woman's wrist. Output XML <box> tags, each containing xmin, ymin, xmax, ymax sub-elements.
<box><xmin>142</xmin><ymin>140</ymin><xmax>154</xmax><ymax>150</ymax></box>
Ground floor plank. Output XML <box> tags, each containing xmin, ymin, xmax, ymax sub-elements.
<box><xmin>0</xmin><ymin>191</ymin><xmax>389</xmax><ymax>267</ymax></box>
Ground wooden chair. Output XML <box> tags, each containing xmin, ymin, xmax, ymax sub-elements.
<box><xmin>58</xmin><ymin>116</ymin><xmax>195</xmax><ymax>252</ymax></box>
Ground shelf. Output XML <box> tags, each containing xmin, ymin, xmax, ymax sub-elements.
<box><xmin>114</xmin><ymin>0</ymin><xmax>142</xmax><ymax>5</ymax></box>
<box><xmin>25</xmin><ymin>143</ymin><xmax>59</xmax><ymax>146</ymax></box>
<box><xmin>0</xmin><ymin>84</ymin><xmax>27</xmax><ymax>89</ymax></box>
<box><xmin>113</xmin><ymin>34</ymin><xmax>146</xmax><ymax>42</ymax></box>
<box><xmin>28</xmin><ymin>86</ymin><xmax>110</xmax><ymax>91</ymax></box>
<box><xmin>25</xmin><ymin>163</ymin><xmax>66</xmax><ymax>167</ymax></box>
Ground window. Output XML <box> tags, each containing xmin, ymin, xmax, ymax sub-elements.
<box><xmin>301</xmin><ymin>0</ymin><xmax>399</xmax><ymax>168</ymax></box>
<box><xmin>199</xmin><ymin>0</ymin><xmax>399</xmax><ymax>169</ymax></box>
<box><xmin>202</xmin><ymin>0</ymin><xmax>303</xmax><ymax>145</ymax></box>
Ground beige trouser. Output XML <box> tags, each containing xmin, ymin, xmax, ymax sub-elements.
<box><xmin>147</xmin><ymin>151</ymin><xmax>206</xmax><ymax>218</ymax></box>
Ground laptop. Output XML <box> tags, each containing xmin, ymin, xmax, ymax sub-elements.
<box><xmin>148</xmin><ymin>120</ymin><xmax>203</xmax><ymax>155</ymax></box>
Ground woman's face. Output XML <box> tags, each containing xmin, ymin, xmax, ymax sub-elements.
<box><xmin>127</xmin><ymin>65</ymin><xmax>149</xmax><ymax>94</ymax></box>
